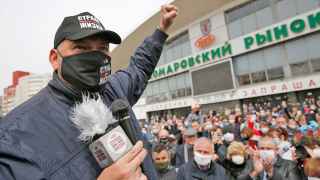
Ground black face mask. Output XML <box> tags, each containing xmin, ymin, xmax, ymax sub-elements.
<box><xmin>59</xmin><ymin>51</ymin><xmax>111</xmax><ymax>92</ymax></box>
<box><xmin>241</xmin><ymin>136</ymin><xmax>249</xmax><ymax>141</ymax></box>
<box><xmin>159</xmin><ymin>138</ymin><xmax>169</xmax><ymax>145</ymax></box>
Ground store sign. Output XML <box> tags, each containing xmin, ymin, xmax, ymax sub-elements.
<box><xmin>142</xmin><ymin>97</ymin><xmax>193</xmax><ymax>112</ymax></box>
<box><xmin>243</xmin><ymin>9</ymin><xmax>320</xmax><ymax>50</ymax></box>
<box><xmin>195</xmin><ymin>19</ymin><xmax>216</xmax><ymax>49</ymax></box>
<box><xmin>151</xmin><ymin>8</ymin><xmax>320</xmax><ymax>81</ymax></box>
<box><xmin>194</xmin><ymin>74</ymin><xmax>320</xmax><ymax>105</ymax></box>
<box><xmin>152</xmin><ymin>42</ymin><xmax>232</xmax><ymax>80</ymax></box>
<box><xmin>138</xmin><ymin>74</ymin><xmax>320</xmax><ymax>112</ymax></box>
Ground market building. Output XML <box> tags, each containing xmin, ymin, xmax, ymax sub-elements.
<box><xmin>111</xmin><ymin>0</ymin><xmax>320</xmax><ymax>121</ymax></box>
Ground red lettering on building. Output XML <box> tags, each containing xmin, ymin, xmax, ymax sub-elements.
<box><xmin>292</xmin><ymin>81</ymin><xmax>303</xmax><ymax>89</ymax></box>
<box><xmin>260</xmin><ymin>87</ymin><xmax>267</xmax><ymax>94</ymax></box>
<box><xmin>281</xmin><ymin>84</ymin><xmax>288</xmax><ymax>91</ymax></box>
<box><xmin>309</xmin><ymin>79</ymin><xmax>316</xmax><ymax>87</ymax></box>
<box><xmin>251</xmin><ymin>89</ymin><xmax>257</xmax><ymax>96</ymax></box>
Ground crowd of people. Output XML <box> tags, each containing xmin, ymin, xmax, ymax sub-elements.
<box><xmin>140</xmin><ymin>92</ymin><xmax>320</xmax><ymax>180</ymax></box>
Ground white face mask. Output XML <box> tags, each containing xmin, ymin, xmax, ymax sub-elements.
<box><xmin>231</xmin><ymin>155</ymin><xmax>244</xmax><ymax>165</ymax></box>
<box><xmin>194</xmin><ymin>152</ymin><xmax>212</xmax><ymax>166</ymax></box>
<box><xmin>223</xmin><ymin>133</ymin><xmax>234</xmax><ymax>142</ymax></box>
<box><xmin>273</xmin><ymin>138</ymin><xmax>281</xmax><ymax>145</ymax></box>
<box><xmin>261</xmin><ymin>127</ymin><xmax>269</xmax><ymax>133</ymax></box>
<box><xmin>259</xmin><ymin>150</ymin><xmax>275</xmax><ymax>161</ymax></box>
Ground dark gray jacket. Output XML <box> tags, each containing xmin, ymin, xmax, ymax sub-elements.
<box><xmin>239</xmin><ymin>156</ymin><xmax>304</xmax><ymax>180</ymax></box>
<box><xmin>175</xmin><ymin>144</ymin><xmax>194</xmax><ymax>168</ymax></box>
<box><xmin>157</xmin><ymin>167</ymin><xmax>177</xmax><ymax>180</ymax></box>
<box><xmin>186</xmin><ymin>112</ymin><xmax>204</xmax><ymax>126</ymax></box>
<box><xmin>177</xmin><ymin>160</ymin><xmax>228</xmax><ymax>180</ymax></box>
<box><xmin>0</xmin><ymin>29</ymin><xmax>167</xmax><ymax>180</ymax></box>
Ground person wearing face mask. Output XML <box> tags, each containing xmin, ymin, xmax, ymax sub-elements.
<box><xmin>0</xmin><ymin>5</ymin><xmax>178</xmax><ymax>180</ymax></box>
<box><xmin>276</xmin><ymin>116</ymin><xmax>288</xmax><ymax>130</ymax></box>
<box><xmin>267</xmin><ymin>128</ymin><xmax>282</xmax><ymax>146</ymax></box>
<box><xmin>177</xmin><ymin>137</ymin><xmax>227</xmax><ymax>180</ymax></box>
<box><xmin>186</xmin><ymin>102</ymin><xmax>204</xmax><ymax>127</ymax></box>
<box><xmin>215</xmin><ymin>132</ymin><xmax>234</xmax><ymax>162</ymax></box>
<box><xmin>243</xmin><ymin>136</ymin><xmax>304</xmax><ymax>180</ymax></box>
<box><xmin>155</xmin><ymin>129</ymin><xmax>176</xmax><ymax>166</ymax></box>
<box><xmin>152</xmin><ymin>144</ymin><xmax>177</xmax><ymax>180</ymax></box>
<box><xmin>260</xmin><ymin>121</ymin><xmax>270</xmax><ymax>136</ymax></box>
<box><xmin>157</xmin><ymin>129</ymin><xmax>170</xmax><ymax>145</ymax></box>
<box><xmin>222</xmin><ymin>142</ymin><xmax>254</xmax><ymax>180</ymax></box>
<box><xmin>175</xmin><ymin>128</ymin><xmax>198</xmax><ymax>168</ymax></box>
<box><xmin>287</xmin><ymin>119</ymin><xmax>298</xmax><ymax>141</ymax></box>
<box><xmin>202</xmin><ymin>119</ymin><xmax>214</xmax><ymax>138</ymax></box>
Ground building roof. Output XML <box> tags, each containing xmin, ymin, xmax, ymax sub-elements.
<box><xmin>111</xmin><ymin>0</ymin><xmax>241</xmax><ymax>71</ymax></box>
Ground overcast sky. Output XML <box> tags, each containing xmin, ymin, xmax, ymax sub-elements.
<box><xmin>0</xmin><ymin>0</ymin><xmax>173</xmax><ymax>96</ymax></box>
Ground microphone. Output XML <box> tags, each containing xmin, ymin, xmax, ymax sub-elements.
<box><xmin>110</xmin><ymin>99</ymin><xmax>145</xmax><ymax>173</ymax></box>
<box><xmin>110</xmin><ymin>99</ymin><xmax>138</xmax><ymax>144</ymax></box>
<box><xmin>70</xmin><ymin>94</ymin><xmax>133</xmax><ymax>168</ymax></box>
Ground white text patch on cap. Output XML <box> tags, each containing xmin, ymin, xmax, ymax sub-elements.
<box><xmin>78</xmin><ymin>15</ymin><xmax>103</xmax><ymax>30</ymax></box>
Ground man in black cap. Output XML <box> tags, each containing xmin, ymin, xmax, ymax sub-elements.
<box><xmin>0</xmin><ymin>4</ymin><xmax>178</xmax><ymax>180</ymax></box>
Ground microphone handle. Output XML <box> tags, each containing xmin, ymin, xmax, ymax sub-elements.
<box><xmin>119</xmin><ymin>115</ymin><xmax>138</xmax><ymax>144</ymax></box>
<box><xmin>118</xmin><ymin>115</ymin><xmax>146</xmax><ymax>174</ymax></box>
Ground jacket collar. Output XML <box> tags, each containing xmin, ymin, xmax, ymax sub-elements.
<box><xmin>48</xmin><ymin>72</ymin><xmax>82</xmax><ymax>105</ymax></box>
<box><xmin>274</xmin><ymin>155</ymin><xmax>283</xmax><ymax>167</ymax></box>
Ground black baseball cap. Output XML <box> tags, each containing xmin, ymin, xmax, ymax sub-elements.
<box><xmin>54</xmin><ymin>12</ymin><xmax>121</xmax><ymax>48</ymax></box>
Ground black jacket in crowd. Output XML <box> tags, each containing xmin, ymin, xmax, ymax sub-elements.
<box><xmin>221</xmin><ymin>158</ymin><xmax>254</xmax><ymax>180</ymax></box>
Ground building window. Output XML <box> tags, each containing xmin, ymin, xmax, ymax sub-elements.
<box><xmin>290</xmin><ymin>62</ymin><xmax>311</xmax><ymax>76</ymax></box>
<box><xmin>239</xmin><ymin>74</ymin><xmax>251</xmax><ymax>85</ymax></box>
<box><xmin>267</xmin><ymin>67</ymin><xmax>284</xmax><ymax>80</ymax></box>
<box><xmin>186</xmin><ymin>87</ymin><xmax>192</xmax><ymax>96</ymax></box>
<box><xmin>251</xmin><ymin>71</ymin><xmax>267</xmax><ymax>83</ymax></box>
<box><xmin>158</xmin><ymin>31</ymin><xmax>191</xmax><ymax>65</ymax></box>
<box><xmin>225</xmin><ymin>0</ymin><xmax>269</xmax><ymax>24</ymax></box>
<box><xmin>226</xmin><ymin>0</ymin><xmax>272</xmax><ymax>39</ymax></box>
<box><xmin>177</xmin><ymin>88</ymin><xmax>186</xmax><ymax>98</ymax></box>
<box><xmin>311</xmin><ymin>59</ymin><xmax>320</xmax><ymax>72</ymax></box>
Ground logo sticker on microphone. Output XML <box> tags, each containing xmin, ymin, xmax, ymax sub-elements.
<box><xmin>89</xmin><ymin>126</ymin><xmax>133</xmax><ymax>168</ymax></box>
<box><xmin>106</xmin><ymin>131</ymin><xmax>127</xmax><ymax>155</ymax></box>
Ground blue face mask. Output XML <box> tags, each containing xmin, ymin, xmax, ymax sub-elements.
<box><xmin>58</xmin><ymin>50</ymin><xmax>111</xmax><ymax>91</ymax></box>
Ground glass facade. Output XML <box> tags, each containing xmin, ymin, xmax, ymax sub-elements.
<box><xmin>157</xmin><ymin>31</ymin><xmax>192</xmax><ymax>66</ymax></box>
<box><xmin>226</xmin><ymin>0</ymin><xmax>320</xmax><ymax>39</ymax></box>
<box><xmin>143</xmin><ymin>31</ymin><xmax>193</xmax><ymax>104</ymax></box>
<box><xmin>142</xmin><ymin>0</ymin><xmax>320</xmax><ymax>110</ymax></box>
<box><xmin>230</xmin><ymin>0</ymin><xmax>320</xmax><ymax>87</ymax></box>
<box><xmin>233</xmin><ymin>31</ymin><xmax>320</xmax><ymax>87</ymax></box>
<box><xmin>144</xmin><ymin>72</ymin><xmax>192</xmax><ymax>104</ymax></box>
